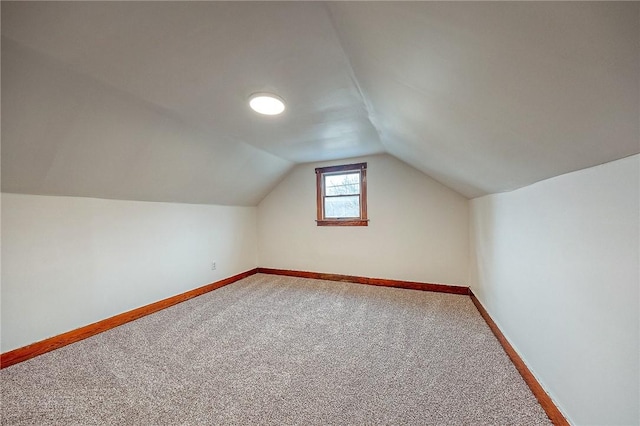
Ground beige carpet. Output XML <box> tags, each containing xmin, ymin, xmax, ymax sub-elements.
<box><xmin>1</xmin><ymin>274</ymin><xmax>551</xmax><ymax>425</ymax></box>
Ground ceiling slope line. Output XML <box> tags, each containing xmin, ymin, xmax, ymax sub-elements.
<box><xmin>321</xmin><ymin>4</ymin><xmax>484</xmax><ymax>200</ymax></box>
<box><xmin>323</xmin><ymin>2</ymin><xmax>388</xmax><ymax>154</ymax></box>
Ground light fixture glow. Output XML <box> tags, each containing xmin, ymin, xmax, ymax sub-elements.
<box><xmin>249</xmin><ymin>93</ymin><xmax>285</xmax><ymax>115</ymax></box>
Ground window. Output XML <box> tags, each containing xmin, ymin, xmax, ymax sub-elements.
<box><xmin>315</xmin><ymin>162</ymin><xmax>368</xmax><ymax>226</ymax></box>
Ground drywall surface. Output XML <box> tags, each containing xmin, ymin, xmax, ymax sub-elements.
<box><xmin>469</xmin><ymin>155</ymin><xmax>639</xmax><ymax>425</ymax></box>
<box><xmin>1</xmin><ymin>37</ymin><xmax>292</xmax><ymax>206</ymax></box>
<box><xmin>258</xmin><ymin>154</ymin><xmax>469</xmax><ymax>286</ymax></box>
<box><xmin>1</xmin><ymin>193</ymin><xmax>257</xmax><ymax>352</ymax></box>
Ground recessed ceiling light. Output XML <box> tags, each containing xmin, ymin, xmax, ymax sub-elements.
<box><xmin>249</xmin><ymin>93</ymin><xmax>285</xmax><ymax>116</ymax></box>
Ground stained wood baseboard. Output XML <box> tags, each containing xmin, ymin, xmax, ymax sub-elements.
<box><xmin>469</xmin><ymin>290</ymin><xmax>569</xmax><ymax>426</ymax></box>
<box><xmin>0</xmin><ymin>268</ymin><xmax>570</xmax><ymax>426</ymax></box>
<box><xmin>0</xmin><ymin>268</ymin><xmax>258</xmax><ymax>369</ymax></box>
<box><xmin>1</xmin><ymin>268</ymin><xmax>467</xmax><ymax>369</ymax></box>
<box><xmin>257</xmin><ymin>267</ymin><xmax>469</xmax><ymax>295</ymax></box>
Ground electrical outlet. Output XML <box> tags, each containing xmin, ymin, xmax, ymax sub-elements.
<box><xmin>211</xmin><ymin>261</ymin><xmax>217</xmax><ymax>271</ymax></box>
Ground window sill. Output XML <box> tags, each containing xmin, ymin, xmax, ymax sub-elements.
<box><xmin>316</xmin><ymin>219</ymin><xmax>369</xmax><ymax>227</ymax></box>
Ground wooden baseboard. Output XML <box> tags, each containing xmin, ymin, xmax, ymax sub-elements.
<box><xmin>469</xmin><ymin>290</ymin><xmax>569</xmax><ymax>426</ymax></box>
<box><xmin>257</xmin><ymin>267</ymin><xmax>469</xmax><ymax>295</ymax></box>
<box><xmin>0</xmin><ymin>268</ymin><xmax>567</xmax><ymax>426</ymax></box>
<box><xmin>0</xmin><ymin>268</ymin><xmax>258</xmax><ymax>369</ymax></box>
<box><xmin>1</xmin><ymin>267</ymin><xmax>465</xmax><ymax>369</ymax></box>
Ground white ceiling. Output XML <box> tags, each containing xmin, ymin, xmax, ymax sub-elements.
<box><xmin>2</xmin><ymin>2</ymin><xmax>638</xmax><ymax>204</ymax></box>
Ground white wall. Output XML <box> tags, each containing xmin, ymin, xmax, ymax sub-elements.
<box><xmin>1</xmin><ymin>193</ymin><xmax>257</xmax><ymax>353</ymax></box>
<box><xmin>258</xmin><ymin>154</ymin><xmax>469</xmax><ymax>286</ymax></box>
<box><xmin>469</xmin><ymin>155</ymin><xmax>639</xmax><ymax>425</ymax></box>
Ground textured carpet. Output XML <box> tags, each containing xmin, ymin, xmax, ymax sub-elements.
<box><xmin>1</xmin><ymin>274</ymin><xmax>551</xmax><ymax>425</ymax></box>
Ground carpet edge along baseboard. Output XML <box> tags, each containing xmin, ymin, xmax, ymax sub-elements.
<box><xmin>1</xmin><ymin>268</ymin><xmax>468</xmax><ymax>368</ymax></box>
<box><xmin>469</xmin><ymin>290</ymin><xmax>570</xmax><ymax>426</ymax></box>
<box><xmin>257</xmin><ymin>267</ymin><xmax>470</xmax><ymax>295</ymax></box>
<box><xmin>0</xmin><ymin>268</ymin><xmax>259</xmax><ymax>369</ymax></box>
<box><xmin>0</xmin><ymin>268</ymin><xmax>569</xmax><ymax>426</ymax></box>
<box><xmin>261</xmin><ymin>268</ymin><xmax>569</xmax><ymax>425</ymax></box>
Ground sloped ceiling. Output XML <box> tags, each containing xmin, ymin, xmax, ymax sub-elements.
<box><xmin>2</xmin><ymin>2</ymin><xmax>638</xmax><ymax>204</ymax></box>
<box><xmin>329</xmin><ymin>2</ymin><xmax>639</xmax><ymax>197</ymax></box>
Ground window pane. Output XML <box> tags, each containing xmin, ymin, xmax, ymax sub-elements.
<box><xmin>324</xmin><ymin>195</ymin><xmax>360</xmax><ymax>218</ymax></box>
<box><xmin>325</xmin><ymin>173</ymin><xmax>360</xmax><ymax>196</ymax></box>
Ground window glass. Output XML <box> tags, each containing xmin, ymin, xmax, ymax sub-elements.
<box><xmin>324</xmin><ymin>173</ymin><xmax>360</xmax><ymax>196</ymax></box>
<box><xmin>315</xmin><ymin>163</ymin><xmax>368</xmax><ymax>226</ymax></box>
<box><xmin>325</xmin><ymin>195</ymin><xmax>360</xmax><ymax>218</ymax></box>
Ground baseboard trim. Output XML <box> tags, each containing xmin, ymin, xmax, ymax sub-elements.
<box><xmin>469</xmin><ymin>290</ymin><xmax>569</xmax><ymax>426</ymax></box>
<box><xmin>0</xmin><ymin>269</ymin><xmax>567</xmax><ymax>426</ymax></box>
<box><xmin>0</xmin><ymin>268</ymin><xmax>258</xmax><ymax>369</ymax></box>
<box><xmin>257</xmin><ymin>267</ymin><xmax>469</xmax><ymax>295</ymax></box>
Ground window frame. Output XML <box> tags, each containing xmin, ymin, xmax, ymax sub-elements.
<box><xmin>315</xmin><ymin>162</ymin><xmax>368</xmax><ymax>227</ymax></box>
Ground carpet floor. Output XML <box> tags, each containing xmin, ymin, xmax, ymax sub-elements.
<box><xmin>1</xmin><ymin>274</ymin><xmax>551</xmax><ymax>425</ymax></box>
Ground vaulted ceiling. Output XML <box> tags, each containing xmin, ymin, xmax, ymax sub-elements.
<box><xmin>2</xmin><ymin>2</ymin><xmax>638</xmax><ymax>204</ymax></box>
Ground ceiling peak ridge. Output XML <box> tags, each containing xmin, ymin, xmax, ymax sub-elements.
<box><xmin>323</xmin><ymin>2</ymin><xmax>389</xmax><ymax>154</ymax></box>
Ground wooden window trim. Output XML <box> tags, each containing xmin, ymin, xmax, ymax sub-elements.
<box><xmin>315</xmin><ymin>162</ymin><xmax>368</xmax><ymax>227</ymax></box>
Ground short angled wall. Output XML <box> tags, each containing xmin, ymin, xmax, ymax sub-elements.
<box><xmin>1</xmin><ymin>269</ymin><xmax>258</xmax><ymax>368</ymax></box>
<box><xmin>1</xmin><ymin>193</ymin><xmax>259</xmax><ymax>353</ymax></box>
<box><xmin>469</xmin><ymin>155</ymin><xmax>639</xmax><ymax>425</ymax></box>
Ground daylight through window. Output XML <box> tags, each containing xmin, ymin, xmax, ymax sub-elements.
<box><xmin>315</xmin><ymin>162</ymin><xmax>368</xmax><ymax>226</ymax></box>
